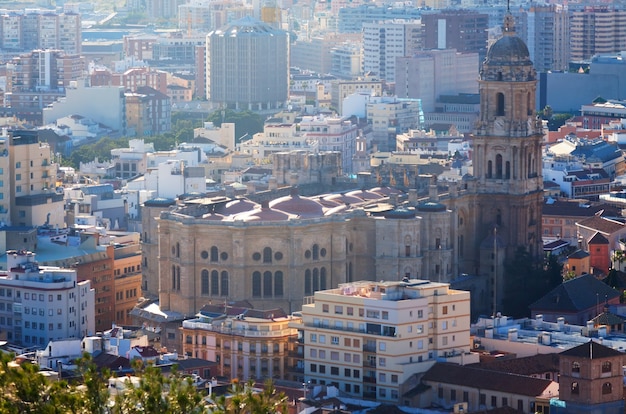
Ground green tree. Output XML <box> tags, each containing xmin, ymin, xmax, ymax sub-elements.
<box><xmin>112</xmin><ymin>359</ymin><xmax>206</xmax><ymax>414</ymax></box>
<box><xmin>0</xmin><ymin>352</ymin><xmax>82</xmax><ymax>414</ymax></box>
<box><xmin>207</xmin><ymin>109</ymin><xmax>264</xmax><ymax>143</ymax></box>
<box><xmin>503</xmin><ymin>248</ymin><xmax>563</xmax><ymax>318</ymax></box>
<box><xmin>210</xmin><ymin>379</ymin><xmax>288</xmax><ymax>414</ymax></box>
<box><xmin>77</xmin><ymin>353</ymin><xmax>110</xmax><ymax>414</ymax></box>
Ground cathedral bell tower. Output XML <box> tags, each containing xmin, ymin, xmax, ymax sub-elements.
<box><xmin>470</xmin><ymin>10</ymin><xmax>544</xmax><ymax>312</ymax></box>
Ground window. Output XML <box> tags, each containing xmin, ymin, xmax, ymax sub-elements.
<box><xmin>602</xmin><ymin>382</ymin><xmax>612</xmax><ymax>395</ymax></box>
<box><xmin>335</xmin><ymin>306</ymin><xmax>343</xmax><ymax>314</ymax></box>
<box><xmin>310</xmin><ymin>364</ymin><xmax>317</xmax><ymax>373</ymax></box>
<box><xmin>379</xmin><ymin>342</ymin><xmax>386</xmax><ymax>351</ymax></box>
<box><xmin>331</xmin><ymin>336</ymin><xmax>339</xmax><ymax>345</ymax></box>
<box><xmin>379</xmin><ymin>357</ymin><xmax>386</xmax><ymax>367</ymax></box>
<box><xmin>210</xmin><ymin>246</ymin><xmax>218</xmax><ymax>262</ymax></box>
<box><xmin>263</xmin><ymin>247</ymin><xmax>272</xmax><ymax>263</ymax></box>
<box><xmin>201</xmin><ymin>270</ymin><xmax>209</xmax><ymax>295</ymax></box>
<box><xmin>310</xmin><ymin>333</ymin><xmax>317</xmax><ymax>343</ymax></box>
<box><xmin>571</xmin><ymin>382</ymin><xmax>579</xmax><ymax>394</ymax></box>
<box><xmin>344</xmin><ymin>368</ymin><xmax>351</xmax><ymax>377</ymax></box>
<box><xmin>331</xmin><ymin>351</ymin><xmax>339</xmax><ymax>361</ymax></box>
<box><xmin>491</xmin><ymin>396</ymin><xmax>497</xmax><ymax>407</ymax></box>
<box><xmin>442</xmin><ymin>305</ymin><xmax>448</xmax><ymax>315</ymax></box>
<box><xmin>572</xmin><ymin>361</ymin><xmax>580</xmax><ymax>374</ymax></box>
<box><xmin>602</xmin><ymin>361</ymin><xmax>612</xmax><ymax>373</ymax></box>
<box><xmin>331</xmin><ymin>367</ymin><xmax>339</xmax><ymax>375</ymax></box>
<box><xmin>252</xmin><ymin>272</ymin><xmax>261</xmax><ymax>297</ymax></box>
<box><xmin>319</xmin><ymin>365</ymin><xmax>326</xmax><ymax>374</ymax></box>
<box><xmin>310</xmin><ymin>349</ymin><xmax>317</xmax><ymax>358</ymax></box>
<box><xmin>322</xmin><ymin>304</ymin><xmax>329</xmax><ymax>313</ymax></box>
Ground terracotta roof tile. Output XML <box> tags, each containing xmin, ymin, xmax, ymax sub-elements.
<box><xmin>421</xmin><ymin>363</ymin><xmax>555</xmax><ymax>397</ymax></box>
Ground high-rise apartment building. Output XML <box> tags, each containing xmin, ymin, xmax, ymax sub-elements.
<box><xmin>396</xmin><ymin>49</ymin><xmax>479</xmax><ymax>113</ymax></box>
<box><xmin>362</xmin><ymin>20</ymin><xmax>421</xmax><ymax>83</ymax></box>
<box><xmin>294</xmin><ymin>279</ymin><xmax>472</xmax><ymax>403</ymax></box>
<box><xmin>206</xmin><ymin>17</ymin><xmax>288</xmax><ymax>110</ymax></box>
<box><xmin>421</xmin><ymin>10</ymin><xmax>489</xmax><ymax>60</ymax></box>
<box><xmin>570</xmin><ymin>6</ymin><xmax>626</xmax><ymax>62</ymax></box>
<box><xmin>0</xmin><ymin>250</ymin><xmax>95</xmax><ymax>347</ymax></box>
<box><xmin>5</xmin><ymin>130</ymin><xmax>64</xmax><ymax>228</ymax></box>
<box><xmin>0</xmin><ymin>11</ymin><xmax>81</xmax><ymax>54</ymax></box>
<box><xmin>525</xmin><ymin>5</ymin><xmax>569</xmax><ymax>72</ymax></box>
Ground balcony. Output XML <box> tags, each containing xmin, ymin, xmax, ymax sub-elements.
<box><xmin>363</xmin><ymin>344</ymin><xmax>377</xmax><ymax>353</ymax></box>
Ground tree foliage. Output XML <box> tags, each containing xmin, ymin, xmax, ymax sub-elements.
<box><xmin>206</xmin><ymin>109</ymin><xmax>264</xmax><ymax>143</ymax></box>
<box><xmin>210</xmin><ymin>379</ymin><xmax>288</xmax><ymax>414</ymax></box>
<box><xmin>502</xmin><ymin>248</ymin><xmax>563</xmax><ymax>317</ymax></box>
<box><xmin>0</xmin><ymin>353</ymin><xmax>287</xmax><ymax>414</ymax></box>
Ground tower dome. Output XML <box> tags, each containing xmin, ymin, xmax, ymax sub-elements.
<box><xmin>481</xmin><ymin>11</ymin><xmax>536</xmax><ymax>82</ymax></box>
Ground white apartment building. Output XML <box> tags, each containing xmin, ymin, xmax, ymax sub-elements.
<box><xmin>43</xmin><ymin>81</ymin><xmax>126</xmax><ymax>133</ymax></box>
<box><xmin>366</xmin><ymin>97</ymin><xmax>424</xmax><ymax>151</ymax></box>
<box><xmin>193</xmin><ymin>122</ymin><xmax>236</xmax><ymax>151</ymax></box>
<box><xmin>363</xmin><ymin>20</ymin><xmax>421</xmax><ymax>83</ymax></box>
<box><xmin>0</xmin><ymin>250</ymin><xmax>95</xmax><ymax>347</ymax></box>
<box><xmin>295</xmin><ymin>279</ymin><xmax>474</xmax><ymax>403</ymax></box>
<box><xmin>299</xmin><ymin>115</ymin><xmax>358</xmax><ymax>173</ymax></box>
<box><xmin>144</xmin><ymin>159</ymin><xmax>206</xmax><ymax>199</ymax></box>
<box><xmin>238</xmin><ymin>123</ymin><xmax>316</xmax><ymax>164</ymax></box>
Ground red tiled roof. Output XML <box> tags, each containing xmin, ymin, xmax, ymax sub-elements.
<box><xmin>577</xmin><ymin>216</ymin><xmax>624</xmax><ymax>234</ymax></box>
<box><xmin>422</xmin><ymin>363</ymin><xmax>555</xmax><ymax>397</ymax></box>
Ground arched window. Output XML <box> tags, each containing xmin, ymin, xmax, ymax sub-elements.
<box><xmin>527</xmin><ymin>92</ymin><xmax>532</xmax><ymax>116</ymax></box>
<box><xmin>263</xmin><ymin>271</ymin><xmax>272</xmax><ymax>297</ymax></box>
<box><xmin>602</xmin><ymin>382</ymin><xmax>612</xmax><ymax>395</ymax></box>
<box><xmin>496</xmin><ymin>154</ymin><xmax>503</xmax><ymax>179</ymax></box>
<box><xmin>602</xmin><ymin>361</ymin><xmax>612</xmax><ymax>373</ymax></box>
<box><xmin>252</xmin><ymin>271</ymin><xmax>261</xmax><ymax>297</ymax></box>
<box><xmin>274</xmin><ymin>271</ymin><xmax>283</xmax><ymax>297</ymax></box>
<box><xmin>201</xmin><ymin>270</ymin><xmax>209</xmax><ymax>295</ymax></box>
<box><xmin>263</xmin><ymin>247</ymin><xmax>272</xmax><ymax>263</ymax></box>
<box><xmin>496</xmin><ymin>92</ymin><xmax>505</xmax><ymax>116</ymax></box>
<box><xmin>487</xmin><ymin>160</ymin><xmax>493</xmax><ymax>178</ymax></box>
<box><xmin>348</xmin><ymin>262</ymin><xmax>353</xmax><ymax>282</ymax></box>
<box><xmin>571</xmin><ymin>382</ymin><xmax>579</xmax><ymax>394</ymax></box>
<box><xmin>176</xmin><ymin>242</ymin><xmax>180</xmax><ymax>258</ymax></box>
<box><xmin>313</xmin><ymin>244</ymin><xmax>319</xmax><ymax>260</ymax></box>
<box><xmin>320</xmin><ymin>267</ymin><xmax>327</xmax><ymax>290</ymax></box>
<box><xmin>572</xmin><ymin>361</ymin><xmax>580</xmax><ymax>374</ymax></box>
<box><xmin>313</xmin><ymin>268</ymin><xmax>319</xmax><ymax>292</ymax></box>
<box><xmin>211</xmin><ymin>270</ymin><xmax>219</xmax><ymax>295</ymax></box>
<box><xmin>505</xmin><ymin>161</ymin><xmax>511</xmax><ymax>179</ymax></box>
<box><xmin>210</xmin><ymin>246</ymin><xmax>219</xmax><ymax>262</ymax></box>
<box><xmin>172</xmin><ymin>265</ymin><xmax>176</xmax><ymax>290</ymax></box>
<box><xmin>305</xmin><ymin>269</ymin><xmax>312</xmax><ymax>295</ymax></box>
<box><xmin>527</xmin><ymin>154</ymin><xmax>532</xmax><ymax>177</ymax></box>
<box><xmin>220</xmin><ymin>271</ymin><xmax>229</xmax><ymax>296</ymax></box>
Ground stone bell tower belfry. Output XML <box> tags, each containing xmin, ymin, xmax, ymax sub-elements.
<box><xmin>461</xmin><ymin>9</ymin><xmax>544</xmax><ymax>312</ymax></box>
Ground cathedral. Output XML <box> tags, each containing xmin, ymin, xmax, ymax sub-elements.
<box><xmin>139</xmin><ymin>11</ymin><xmax>543</xmax><ymax>321</ymax></box>
<box><xmin>447</xmin><ymin>10</ymin><xmax>544</xmax><ymax>312</ymax></box>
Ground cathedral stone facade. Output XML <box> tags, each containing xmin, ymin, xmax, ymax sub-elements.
<box><xmin>140</xmin><ymin>12</ymin><xmax>543</xmax><ymax>318</ymax></box>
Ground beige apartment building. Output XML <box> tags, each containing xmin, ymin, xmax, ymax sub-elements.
<box><xmin>293</xmin><ymin>279</ymin><xmax>473</xmax><ymax>403</ymax></box>
<box><xmin>180</xmin><ymin>305</ymin><xmax>301</xmax><ymax>381</ymax></box>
